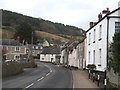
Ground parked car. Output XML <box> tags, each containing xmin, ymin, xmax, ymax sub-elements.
<box><xmin>20</xmin><ymin>59</ymin><xmax>29</xmax><ymax>62</ymax></box>
<box><xmin>5</xmin><ymin>60</ymin><xmax>14</xmax><ymax>62</ymax></box>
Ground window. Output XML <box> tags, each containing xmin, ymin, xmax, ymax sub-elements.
<box><xmin>93</xmin><ymin>29</ymin><xmax>96</xmax><ymax>43</ymax></box>
<box><xmin>51</xmin><ymin>58</ymin><xmax>54</xmax><ymax>62</ymax></box>
<box><xmin>36</xmin><ymin>46</ymin><xmax>38</xmax><ymax>49</ymax></box>
<box><xmin>88</xmin><ymin>51</ymin><xmax>90</xmax><ymax>63</ymax></box>
<box><xmin>15</xmin><ymin>47</ymin><xmax>20</xmax><ymax>51</ymax></box>
<box><xmin>99</xmin><ymin>49</ymin><xmax>102</xmax><ymax>65</ymax></box>
<box><xmin>15</xmin><ymin>55</ymin><xmax>20</xmax><ymax>60</ymax></box>
<box><xmin>99</xmin><ymin>25</ymin><xmax>102</xmax><ymax>40</ymax></box>
<box><xmin>88</xmin><ymin>33</ymin><xmax>91</xmax><ymax>45</ymax></box>
<box><xmin>93</xmin><ymin>50</ymin><xmax>95</xmax><ymax>64</ymax></box>
<box><xmin>115</xmin><ymin>22</ymin><xmax>120</xmax><ymax>33</ymax></box>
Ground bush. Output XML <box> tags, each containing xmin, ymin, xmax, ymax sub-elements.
<box><xmin>87</xmin><ymin>64</ymin><xmax>96</xmax><ymax>70</ymax></box>
<box><xmin>20</xmin><ymin>60</ymin><xmax>37</xmax><ymax>68</ymax></box>
<box><xmin>2</xmin><ymin>62</ymin><xmax>24</xmax><ymax>78</ymax></box>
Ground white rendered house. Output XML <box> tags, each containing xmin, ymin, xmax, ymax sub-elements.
<box><xmin>86</xmin><ymin>8</ymin><xmax>120</xmax><ymax>72</ymax></box>
<box><xmin>40</xmin><ymin>47</ymin><xmax>61</xmax><ymax>63</ymax></box>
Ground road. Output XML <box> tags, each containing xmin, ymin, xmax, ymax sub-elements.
<box><xmin>2</xmin><ymin>62</ymin><xmax>73</xmax><ymax>89</ymax></box>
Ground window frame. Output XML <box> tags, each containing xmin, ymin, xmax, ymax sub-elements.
<box><xmin>99</xmin><ymin>25</ymin><xmax>102</xmax><ymax>41</ymax></box>
<box><xmin>15</xmin><ymin>47</ymin><xmax>20</xmax><ymax>52</ymax></box>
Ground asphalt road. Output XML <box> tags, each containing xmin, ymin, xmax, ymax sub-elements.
<box><xmin>2</xmin><ymin>62</ymin><xmax>73</xmax><ymax>89</ymax></box>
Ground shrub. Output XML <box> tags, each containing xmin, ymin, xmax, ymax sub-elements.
<box><xmin>87</xmin><ymin>64</ymin><xmax>96</xmax><ymax>70</ymax></box>
<box><xmin>20</xmin><ymin>60</ymin><xmax>37</xmax><ymax>68</ymax></box>
<box><xmin>2</xmin><ymin>62</ymin><xmax>24</xmax><ymax>78</ymax></box>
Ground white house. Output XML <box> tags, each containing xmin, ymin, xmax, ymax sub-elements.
<box><xmin>68</xmin><ymin>40</ymin><xmax>85</xmax><ymax>69</ymax></box>
<box><xmin>68</xmin><ymin>43</ymin><xmax>78</xmax><ymax>68</ymax></box>
<box><xmin>60</xmin><ymin>47</ymin><xmax>68</xmax><ymax>65</ymax></box>
<box><xmin>40</xmin><ymin>47</ymin><xmax>61</xmax><ymax>63</ymax></box>
<box><xmin>60</xmin><ymin>40</ymin><xmax>85</xmax><ymax>69</ymax></box>
<box><xmin>86</xmin><ymin>8</ymin><xmax>120</xmax><ymax>72</ymax></box>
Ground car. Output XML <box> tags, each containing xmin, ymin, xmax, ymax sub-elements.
<box><xmin>5</xmin><ymin>60</ymin><xmax>14</xmax><ymax>62</ymax></box>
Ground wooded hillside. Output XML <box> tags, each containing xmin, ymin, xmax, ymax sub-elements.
<box><xmin>2</xmin><ymin>10</ymin><xmax>85</xmax><ymax>36</ymax></box>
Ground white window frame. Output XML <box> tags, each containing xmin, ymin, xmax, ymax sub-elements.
<box><xmin>14</xmin><ymin>55</ymin><xmax>20</xmax><ymax>60</ymax></box>
<box><xmin>93</xmin><ymin>50</ymin><xmax>95</xmax><ymax>64</ymax></box>
<box><xmin>99</xmin><ymin>49</ymin><xmax>102</xmax><ymax>65</ymax></box>
<box><xmin>115</xmin><ymin>22</ymin><xmax>120</xmax><ymax>33</ymax></box>
<box><xmin>15</xmin><ymin>47</ymin><xmax>20</xmax><ymax>52</ymax></box>
<box><xmin>99</xmin><ymin>25</ymin><xmax>102</xmax><ymax>40</ymax></box>
<box><xmin>93</xmin><ymin>29</ymin><xmax>96</xmax><ymax>42</ymax></box>
<box><xmin>88</xmin><ymin>51</ymin><xmax>90</xmax><ymax>63</ymax></box>
<box><xmin>88</xmin><ymin>32</ymin><xmax>91</xmax><ymax>44</ymax></box>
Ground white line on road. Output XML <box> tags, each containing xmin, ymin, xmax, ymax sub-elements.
<box><xmin>25</xmin><ymin>83</ymin><xmax>34</xmax><ymax>89</ymax></box>
<box><xmin>37</xmin><ymin>77</ymin><xmax>44</xmax><ymax>81</ymax></box>
<box><xmin>46</xmin><ymin>73</ymin><xmax>50</xmax><ymax>76</ymax></box>
<box><xmin>50</xmin><ymin>69</ymin><xmax>52</xmax><ymax>72</ymax></box>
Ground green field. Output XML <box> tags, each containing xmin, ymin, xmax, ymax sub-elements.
<box><xmin>2</xmin><ymin>29</ymin><xmax>15</xmax><ymax>39</ymax></box>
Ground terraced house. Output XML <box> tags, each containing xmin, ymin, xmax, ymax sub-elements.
<box><xmin>40</xmin><ymin>47</ymin><xmax>61</xmax><ymax>63</ymax></box>
<box><xmin>1</xmin><ymin>39</ymin><xmax>30</xmax><ymax>61</ymax></box>
<box><xmin>86</xmin><ymin>7</ymin><xmax>120</xmax><ymax>72</ymax></box>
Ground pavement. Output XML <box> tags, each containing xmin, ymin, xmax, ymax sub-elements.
<box><xmin>2</xmin><ymin>62</ymin><xmax>73</xmax><ymax>89</ymax></box>
<box><xmin>72</xmin><ymin>69</ymin><xmax>99</xmax><ymax>88</ymax></box>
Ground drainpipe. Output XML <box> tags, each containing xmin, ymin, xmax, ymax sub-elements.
<box><xmin>105</xmin><ymin>17</ymin><xmax>110</xmax><ymax>90</ymax></box>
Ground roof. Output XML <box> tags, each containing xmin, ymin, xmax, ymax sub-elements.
<box><xmin>41</xmin><ymin>47</ymin><xmax>61</xmax><ymax>54</ymax></box>
<box><xmin>1</xmin><ymin>39</ymin><xmax>21</xmax><ymax>46</ymax></box>
<box><xmin>87</xmin><ymin>7</ymin><xmax>120</xmax><ymax>32</ymax></box>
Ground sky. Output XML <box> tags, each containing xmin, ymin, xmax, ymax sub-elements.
<box><xmin>0</xmin><ymin>0</ymin><xmax>120</xmax><ymax>30</ymax></box>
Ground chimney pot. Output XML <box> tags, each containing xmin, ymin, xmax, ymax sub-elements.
<box><xmin>98</xmin><ymin>12</ymin><xmax>102</xmax><ymax>21</ymax></box>
<box><xmin>106</xmin><ymin>8</ymin><xmax>110</xmax><ymax>13</ymax></box>
<box><xmin>16</xmin><ymin>36</ymin><xmax>20</xmax><ymax>43</ymax></box>
<box><xmin>90</xmin><ymin>22</ymin><xmax>94</xmax><ymax>28</ymax></box>
<box><xmin>102</xmin><ymin>8</ymin><xmax>110</xmax><ymax>14</ymax></box>
<box><xmin>25</xmin><ymin>41</ymin><xmax>28</xmax><ymax>46</ymax></box>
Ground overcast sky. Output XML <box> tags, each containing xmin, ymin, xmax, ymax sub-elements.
<box><xmin>0</xmin><ymin>0</ymin><xmax>120</xmax><ymax>30</ymax></box>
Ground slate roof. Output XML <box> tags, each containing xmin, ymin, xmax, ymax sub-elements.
<box><xmin>41</xmin><ymin>47</ymin><xmax>61</xmax><ymax>54</ymax></box>
<box><xmin>1</xmin><ymin>39</ymin><xmax>21</xmax><ymax>46</ymax></box>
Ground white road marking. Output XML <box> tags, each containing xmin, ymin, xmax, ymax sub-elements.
<box><xmin>50</xmin><ymin>69</ymin><xmax>52</xmax><ymax>72</ymax></box>
<box><xmin>25</xmin><ymin>83</ymin><xmax>34</xmax><ymax>89</ymax></box>
<box><xmin>37</xmin><ymin>77</ymin><xmax>44</xmax><ymax>81</ymax></box>
<box><xmin>46</xmin><ymin>73</ymin><xmax>50</xmax><ymax>76</ymax></box>
<box><xmin>72</xmin><ymin>71</ymin><xmax>75</xmax><ymax>89</ymax></box>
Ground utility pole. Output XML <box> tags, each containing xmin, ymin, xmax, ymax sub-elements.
<box><xmin>31</xmin><ymin>31</ymin><xmax>33</xmax><ymax>45</ymax></box>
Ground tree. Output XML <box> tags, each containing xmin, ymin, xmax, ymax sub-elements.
<box><xmin>110</xmin><ymin>32</ymin><xmax>120</xmax><ymax>74</ymax></box>
<box><xmin>14</xmin><ymin>22</ymin><xmax>36</xmax><ymax>44</ymax></box>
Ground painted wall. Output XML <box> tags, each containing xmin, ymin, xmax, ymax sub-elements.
<box><xmin>86</xmin><ymin>9</ymin><xmax>120</xmax><ymax>71</ymax></box>
<box><xmin>40</xmin><ymin>54</ymin><xmax>56</xmax><ymax>62</ymax></box>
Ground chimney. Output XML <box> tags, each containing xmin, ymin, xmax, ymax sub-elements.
<box><xmin>98</xmin><ymin>12</ymin><xmax>102</xmax><ymax>21</ymax></box>
<box><xmin>102</xmin><ymin>8</ymin><xmax>110</xmax><ymax>14</ymax></box>
<box><xmin>89</xmin><ymin>22</ymin><xmax>97</xmax><ymax>28</ymax></box>
<box><xmin>93</xmin><ymin>22</ymin><xmax>97</xmax><ymax>25</ymax></box>
<box><xmin>90</xmin><ymin>22</ymin><xmax>94</xmax><ymax>28</ymax></box>
<box><xmin>16</xmin><ymin>36</ymin><xmax>20</xmax><ymax>43</ymax></box>
<box><xmin>106</xmin><ymin>8</ymin><xmax>110</xmax><ymax>14</ymax></box>
<box><xmin>25</xmin><ymin>41</ymin><xmax>28</xmax><ymax>46</ymax></box>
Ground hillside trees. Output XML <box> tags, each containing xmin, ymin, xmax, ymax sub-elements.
<box><xmin>14</xmin><ymin>22</ymin><xmax>37</xmax><ymax>44</ymax></box>
<box><xmin>2</xmin><ymin>10</ymin><xmax>85</xmax><ymax>36</ymax></box>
